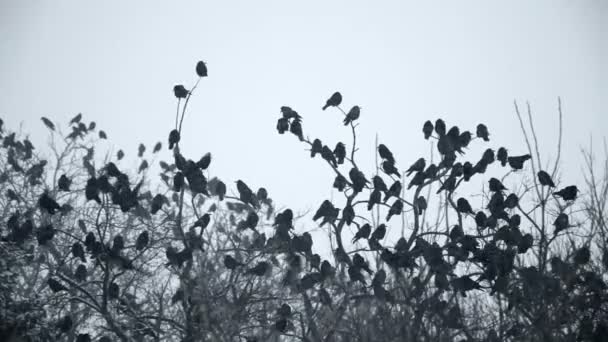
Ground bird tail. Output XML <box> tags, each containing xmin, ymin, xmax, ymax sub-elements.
<box><xmin>343</xmin><ymin>117</ymin><xmax>350</xmax><ymax>126</ymax></box>
<box><xmin>322</xmin><ymin>104</ymin><xmax>329</xmax><ymax>110</ymax></box>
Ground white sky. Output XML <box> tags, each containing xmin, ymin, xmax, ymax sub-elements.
<box><xmin>1</xmin><ymin>1</ymin><xmax>606</xmax><ymax>228</ymax></box>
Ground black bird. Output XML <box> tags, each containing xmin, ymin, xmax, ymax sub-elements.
<box><xmin>507</xmin><ymin>154</ymin><xmax>531</xmax><ymax>170</ymax></box>
<box><xmin>415</xmin><ymin>196</ymin><xmax>427</xmax><ymax>214</ymax></box>
<box><xmin>537</xmin><ymin>171</ymin><xmax>555</xmax><ymax>187</ymax></box>
<box><xmin>476</xmin><ymin>124</ymin><xmax>489</xmax><ymax>141</ymax></box>
<box><xmin>342</xmin><ymin>205</ymin><xmax>355</xmax><ymax>225</ymax></box>
<box><xmin>48</xmin><ymin>278</ymin><xmax>68</xmax><ymax>293</ymax></box>
<box><xmin>224</xmin><ymin>255</ymin><xmax>244</xmax><ymax>270</ymax></box>
<box><xmin>475</xmin><ymin>211</ymin><xmax>487</xmax><ymax>228</ymax></box>
<box><xmin>456</xmin><ymin>198</ymin><xmax>474</xmax><ymax>215</ymax></box>
<box><xmin>344</xmin><ymin>106</ymin><xmax>360</xmax><ymax>125</ymax></box>
<box><xmin>321</xmin><ymin>145</ymin><xmax>337</xmax><ymax>167</ymax></box>
<box><xmin>333</xmin><ymin>174</ymin><xmax>347</xmax><ymax>191</ymax></box>
<box><xmin>436</xmin><ymin>176</ymin><xmax>456</xmax><ymax>194</ymax></box>
<box><xmin>173</xmin><ymin>172</ymin><xmax>185</xmax><ymax>192</ymax></box>
<box><xmin>281</xmin><ymin>106</ymin><xmax>302</xmax><ymax>120</ymax></box>
<box><xmin>348</xmin><ymin>266</ymin><xmax>367</xmax><ymax>285</ymax></box>
<box><xmin>197</xmin><ymin>152</ymin><xmax>211</xmax><ymax>170</ymax></box>
<box><xmin>236</xmin><ymin>180</ymin><xmax>257</xmax><ymax>207</ymax></box>
<box><xmin>407</xmin><ymin>171</ymin><xmax>425</xmax><ymax>189</ymax></box>
<box><xmin>322</xmin><ymin>92</ymin><xmax>342</xmax><ymax>110</ymax></box>
<box><xmin>353</xmin><ymin>253</ymin><xmax>372</xmax><ymax>274</ymax></box>
<box><xmin>450</xmin><ymin>162</ymin><xmax>464</xmax><ymax>178</ymax></box>
<box><xmin>168</xmin><ymin>129</ymin><xmax>180</xmax><ymax>149</ymax></box>
<box><xmin>378</xmin><ymin>144</ymin><xmax>395</xmax><ymax>163</ymax></box>
<box><xmin>311</xmin><ymin>139</ymin><xmax>323</xmax><ymax>158</ymax></box>
<box><xmin>406</xmin><ymin>158</ymin><xmax>426</xmax><ymax>176</ymax></box>
<box><xmin>138</xmin><ymin>143</ymin><xmax>146</xmax><ymax>157</ymax></box>
<box><xmin>382</xmin><ymin>160</ymin><xmax>400</xmax><ymax>177</ymax></box>
<box><xmin>153</xmin><ymin>142</ymin><xmax>162</xmax><ymax>153</ymax></box>
<box><xmin>371</xmin><ymin>224</ymin><xmax>387</xmax><ymax>240</ymax></box>
<box><xmin>136</xmin><ymin>231</ymin><xmax>149</xmax><ymax>251</ymax></box>
<box><xmin>313</xmin><ymin>200</ymin><xmax>335</xmax><ymax>221</ymax></box>
<box><xmin>39</xmin><ymin>192</ymin><xmax>61</xmax><ymax>214</ymax></box>
<box><xmin>554</xmin><ymin>185</ymin><xmax>578</xmax><ymax>201</ymax></box>
<box><xmin>215</xmin><ymin>180</ymin><xmax>227</xmax><ymax>201</ymax></box>
<box><xmin>247</xmin><ymin>261</ymin><xmax>270</xmax><ymax>276</ymax></box>
<box><xmin>151</xmin><ymin>194</ymin><xmax>165</xmax><ymax>214</ymax></box>
<box><xmin>573</xmin><ymin>246</ymin><xmax>590</xmax><ymax>265</ymax></box>
<box><xmin>333</xmin><ymin>143</ymin><xmax>346</xmax><ymax>164</ymax></box>
<box><xmin>352</xmin><ymin>224</ymin><xmax>371</xmax><ymax>243</ymax></box>
<box><xmin>70</xmin><ymin>113</ymin><xmax>82</xmax><ymax>125</ymax></box>
<box><xmin>349</xmin><ymin>168</ymin><xmax>369</xmax><ymax>193</ymax></box>
<box><xmin>72</xmin><ymin>242</ymin><xmax>86</xmax><ymax>262</ymax></box>
<box><xmin>435</xmin><ymin>119</ymin><xmax>446</xmax><ymax>136</ymax></box>
<box><xmin>481</xmin><ymin>148</ymin><xmax>495</xmax><ymax>164</ymax></box>
<box><xmin>553</xmin><ymin>213</ymin><xmax>569</xmax><ymax>236</ymax></box>
<box><xmin>112</xmin><ymin>235</ymin><xmax>125</xmax><ymax>252</ymax></box>
<box><xmin>497</xmin><ymin>147</ymin><xmax>508</xmax><ymax>166</ymax></box>
<box><xmin>41</xmin><ymin>117</ymin><xmax>55</xmax><ymax>130</ymax></box>
<box><xmin>276</xmin><ymin>117</ymin><xmax>289</xmax><ymax>134</ymax></box>
<box><xmin>488</xmin><ymin>178</ymin><xmax>506</xmax><ymax>192</ymax></box>
<box><xmin>384</xmin><ymin>181</ymin><xmax>402</xmax><ymax>202</ymax></box>
<box><xmin>463</xmin><ymin>162</ymin><xmax>474</xmax><ymax>181</ymax></box>
<box><xmin>173</xmin><ymin>85</ymin><xmax>189</xmax><ymax>99</ymax></box>
<box><xmin>372</xmin><ymin>175</ymin><xmax>388</xmax><ymax>192</ymax></box>
<box><xmin>423</xmin><ymin>120</ymin><xmax>434</xmax><ymax>139</ymax></box>
<box><xmin>74</xmin><ymin>265</ymin><xmax>87</xmax><ymax>283</ymax></box>
<box><xmin>320</xmin><ymin>260</ymin><xmax>334</xmax><ymax>279</ymax></box>
<box><xmin>372</xmin><ymin>269</ymin><xmax>387</xmax><ymax>288</ymax></box>
<box><xmin>458</xmin><ymin>131</ymin><xmax>472</xmax><ymax>151</ymax></box>
<box><xmin>386</xmin><ymin>199</ymin><xmax>403</xmax><ymax>221</ymax></box>
<box><xmin>196</xmin><ymin>60</ymin><xmax>208</xmax><ymax>77</ymax></box>
<box><xmin>290</xmin><ymin>120</ymin><xmax>303</xmax><ymax>141</ymax></box>
<box><xmin>424</xmin><ymin>164</ymin><xmax>438</xmax><ymax>179</ymax></box>
<box><xmin>116</xmin><ymin>149</ymin><xmax>124</xmax><ymax>160</ymax></box>
<box><xmin>504</xmin><ymin>194</ymin><xmax>519</xmax><ymax>209</ymax></box>
<box><xmin>368</xmin><ymin>189</ymin><xmax>382</xmax><ymax>210</ymax></box>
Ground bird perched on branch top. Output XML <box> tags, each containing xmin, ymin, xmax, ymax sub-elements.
<box><xmin>322</xmin><ymin>92</ymin><xmax>342</xmax><ymax>110</ymax></box>
<box><xmin>344</xmin><ymin>106</ymin><xmax>360</xmax><ymax>125</ymax></box>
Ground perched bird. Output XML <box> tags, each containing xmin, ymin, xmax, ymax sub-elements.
<box><xmin>215</xmin><ymin>180</ymin><xmax>227</xmax><ymax>201</ymax></box>
<box><xmin>333</xmin><ymin>143</ymin><xmax>346</xmax><ymax>164</ymax></box>
<box><xmin>372</xmin><ymin>176</ymin><xmax>388</xmax><ymax>192</ymax></box>
<box><xmin>436</xmin><ymin>176</ymin><xmax>456</xmax><ymax>194</ymax></box>
<box><xmin>497</xmin><ymin>148</ymin><xmax>508</xmax><ymax>166</ymax></box>
<box><xmin>382</xmin><ymin>161</ymin><xmax>400</xmax><ymax>178</ymax></box>
<box><xmin>372</xmin><ymin>269</ymin><xmax>387</xmax><ymax>288</ymax></box>
<box><xmin>138</xmin><ymin>143</ymin><xmax>146</xmax><ymax>157</ymax></box>
<box><xmin>349</xmin><ymin>168</ymin><xmax>369</xmax><ymax>193</ymax></box>
<box><xmin>70</xmin><ymin>113</ymin><xmax>82</xmax><ymax>125</ymax></box>
<box><xmin>407</xmin><ymin>171</ymin><xmax>425</xmax><ymax>190</ymax></box>
<box><xmin>507</xmin><ymin>154</ymin><xmax>531</xmax><ymax>170</ymax></box>
<box><xmin>236</xmin><ymin>180</ymin><xmax>258</xmax><ymax>207</ymax></box>
<box><xmin>48</xmin><ymin>278</ymin><xmax>68</xmax><ymax>293</ymax></box>
<box><xmin>352</xmin><ymin>224</ymin><xmax>371</xmax><ymax>243</ymax></box>
<box><xmin>197</xmin><ymin>153</ymin><xmax>211</xmax><ymax>170</ymax></box>
<box><xmin>488</xmin><ymin>178</ymin><xmax>506</xmax><ymax>192</ymax></box>
<box><xmin>74</xmin><ymin>265</ymin><xmax>87</xmax><ymax>283</ymax></box>
<box><xmin>333</xmin><ymin>174</ymin><xmax>347</xmax><ymax>192</ymax></box>
<box><xmin>424</xmin><ymin>164</ymin><xmax>438</xmax><ymax>179</ymax></box>
<box><xmin>415</xmin><ymin>196</ymin><xmax>427</xmax><ymax>214</ymax></box>
<box><xmin>368</xmin><ymin>189</ymin><xmax>382</xmax><ymax>210</ymax></box>
<box><xmin>224</xmin><ymin>255</ymin><xmax>244</xmax><ymax>270</ymax></box>
<box><xmin>276</xmin><ymin>118</ymin><xmax>289</xmax><ymax>134</ymax></box>
<box><xmin>322</xmin><ymin>92</ymin><xmax>342</xmax><ymax>110</ymax></box>
<box><xmin>435</xmin><ymin>119</ymin><xmax>446</xmax><ymax>136</ymax></box>
<box><xmin>196</xmin><ymin>61</ymin><xmax>208</xmax><ymax>77</ymax></box>
<box><xmin>423</xmin><ymin>121</ymin><xmax>434</xmax><ymax>139</ymax></box>
<box><xmin>311</xmin><ymin>139</ymin><xmax>323</xmax><ymax>158</ymax></box>
<box><xmin>386</xmin><ymin>200</ymin><xmax>404</xmax><ymax>221</ymax></box>
<box><xmin>342</xmin><ymin>205</ymin><xmax>355</xmax><ymax>225</ymax></box>
<box><xmin>39</xmin><ymin>192</ymin><xmax>61</xmax><ymax>214</ymax></box>
<box><xmin>41</xmin><ymin>117</ymin><xmax>55</xmax><ymax>130</ymax></box>
<box><xmin>290</xmin><ymin>120</ymin><xmax>304</xmax><ymax>141</ymax></box>
<box><xmin>320</xmin><ymin>260</ymin><xmax>335</xmax><ymax>279</ymax></box>
<box><xmin>348</xmin><ymin>266</ymin><xmax>367</xmax><ymax>285</ymax></box>
<box><xmin>344</xmin><ymin>106</ymin><xmax>360</xmax><ymax>125</ymax></box>
<box><xmin>504</xmin><ymin>193</ymin><xmax>519</xmax><ymax>209</ymax></box>
<box><xmin>173</xmin><ymin>85</ymin><xmax>189</xmax><ymax>99</ymax></box>
<box><xmin>168</xmin><ymin>130</ymin><xmax>180</xmax><ymax>150</ymax></box>
<box><xmin>371</xmin><ymin>224</ymin><xmax>387</xmax><ymax>240</ymax></box>
<box><xmin>456</xmin><ymin>198</ymin><xmax>474</xmax><ymax>215</ymax></box>
<box><xmin>475</xmin><ymin>211</ymin><xmax>488</xmax><ymax>228</ymax></box>
<box><xmin>321</xmin><ymin>145</ymin><xmax>337</xmax><ymax>167</ymax></box>
<box><xmin>116</xmin><ymin>149</ymin><xmax>124</xmax><ymax>160</ymax></box>
<box><xmin>481</xmin><ymin>148</ymin><xmax>495</xmax><ymax>164</ymax></box>
<box><xmin>153</xmin><ymin>142</ymin><xmax>162</xmax><ymax>153</ymax></box>
<box><xmin>406</xmin><ymin>158</ymin><xmax>426</xmax><ymax>176</ymax></box>
<box><xmin>553</xmin><ymin>185</ymin><xmax>578</xmax><ymax>201</ymax></box>
<box><xmin>462</xmin><ymin>162</ymin><xmax>474</xmax><ymax>181</ymax></box>
<box><xmin>136</xmin><ymin>231</ymin><xmax>149</xmax><ymax>251</ymax></box>
<box><xmin>537</xmin><ymin>171</ymin><xmax>555</xmax><ymax>187</ymax></box>
<box><xmin>553</xmin><ymin>213</ymin><xmax>569</xmax><ymax>236</ymax></box>
<box><xmin>476</xmin><ymin>124</ymin><xmax>489</xmax><ymax>141</ymax></box>
<box><xmin>281</xmin><ymin>106</ymin><xmax>302</xmax><ymax>120</ymax></box>
<box><xmin>353</xmin><ymin>253</ymin><xmax>372</xmax><ymax>274</ymax></box>
<box><xmin>573</xmin><ymin>246</ymin><xmax>590</xmax><ymax>265</ymax></box>
<box><xmin>384</xmin><ymin>181</ymin><xmax>402</xmax><ymax>202</ymax></box>
<box><xmin>458</xmin><ymin>131</ymin><xmax>472</xmax><ymax>151</ymax></box>
<box><xmin>71</xmin><ymin>242</ymin><xmax>86</xmax><ymax>262</ymax></box>
<box><xmin>378</xmin><ymin>144</ymin><xmax>395</xmax><ymax>163</ymax></box>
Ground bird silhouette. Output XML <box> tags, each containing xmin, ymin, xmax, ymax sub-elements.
<box><xmin>224</xmin><ymin>255</ymin><xmax>244</xmax><ymax>270</ymax></box>
<box><xmin>349</xmin><ymin>168</ymin><xmax>369</xmax><ymax>193</ymax></box>
<box><xmin>368</xmin><ymin>189</ymin><xmax>382</xmax><ymax>210</ymax></box>
<box><xmin>406</xmin><ymin>158</ymin><xmax>426</xmax><ymax>176</ymax></box>
<box><xmin>476</xmin><ymin>124</ymin><xmax>489</xmax><ymax>141</ymax></box>
<box><xmin>371</xmin><ymin>224</ymin><xmax>387</xmax><ymax>240</ymax></box>
<box><xmin>70</xmin><ymin>113</ymin><xmax>82</xmax><ymax>125</ymax></box>
<box><xmin>71</xmin><ymin>242</ymin><xmax>86</xmax><ymax>262</ymax></box>
<box><xmin>537</xmin><ymin>171</ymin><xmax>555</xmax><ymax>187</ymax></box>
<box><xmin>322</xmin><ymin>92</ymin><xmax>342</xmax><ymax>110</ymax></box>
<box><xmin>504</xmin><ymin>194</ymin><xmax>519</xmax><ymax>209</ymax></box>
<box><xmin>456</xmin><ymin>198</ymin><xmax>474</xmax><ymax>215</ymax></box>
<box><xmin>436</xmin><ymin>176</ymin><xmax>456</xmax><ymax>194</ymax></box>
<box><xmin>136</xmin><ymin>231</ymin><xmax>149</xmax><ymax>251</ymax></box>
<box><xmin>311</xmin><ymin>139</ymin><xmax>323</xmax><ymax>158</ymax></box>
<box><xmin>415</xmin><ymin>196</ymin><xmax>427</xmax><ymax>213</ymax></box>
<box><xmin>236</xmin><ymin>180</ymin><xmax>258</xmax><ymax>207</ymax></box>
<box><xmin>39</xmin><ymin>192</ymin><xmax>61</xmax><ymax>214</ymax></box>
<box><xmin>489</xmin><ymin>178</ymin><xmax>506</xmax><ymax>192</ymax></box>
<box><xmin>196</xmin><ymin>61</ymin><xmax>208</xmax><ymax>77</ymax></box>
<box><xmin>333</xmin><ymin>174</ymin><xmax>347</xmax><ymax>191</ymax></box>
<box><xmin>344</xmin><ymin>106</ymin><xmax>360</xmax><ymax>125</ymax></box>
<box><xmin>153</xmin><ymin>142</ymin><xmax>162</xmax><ymax>153</ymax></box>
<box><xmin>384</xmin><ymin>181</ymin><xmax>402</xmax><ymax>202</ymax></box>
<box><xmin>138</xmin><ymin>143</ymin><xmax>146</xmax><ymax>157</ymax></box>
<box><xmin>497</xmin><ymin>147</ymin><xmax>508</xmax><ymax>166</ymax></box>
<box><xmin>197</xmin><ymin>153</ymin><xmax>211</xmax><ymax>170</ymax></box>
<box><xmin>378</xmin><ymin>144</ymin><xmax>395</xmax><ymax>163</ymax></box>
<box><xmin>553</xmin><ymin>213</ymin><xmax>569</xmax><ymax>236</ymax></box>
<box><xmin>373</xmin><ymin>175</ymin><xmax>388</xmax><ymax>192</ymax></box>
<box><xmin>74</xmin><ymin>265</ymin><xmax>87</xmax><ymax>283</ymax></box>
<box><xmin>41</xmin><ymin>117</ymin><xmax>55</xmax><ymax>130</ymax></box>
<box><xmin>247</xmin><ymin>261</ymin><xmax>270</xmax><ymax>276</ymax></box>
<box><xmin>435</xmin><ymin>119</ymin><xmax>446</xmax><ymax>136</ymax></box>
<box><xmin>348</xmin><ymin>266</ymin><xmax>367</xmax><ymax>285</ymax></box>
<box><xmin>173</xmin><ymin>85</ymin><xmax>188</xmax><ymax>99</ymax></box>
<box><xmin>290</xmin><ymin>120</ymin><xmax>304</xmax><ymax>141</ymax></box>
<box><xmin>281</xmin><ymin>106</ymin><xmax>302</xmax><ymax>120</ymax></box>
<box><xmin>382</xmin><ymin>161</ymin><xmax>400</xmax><ymax>178</ymax></box>
<box><xmin>553</xmin><ymin>185</ymin><xmax>578</xmax><ymax>201</ymax></box>
<box><xmin>333</xmin><ymin>142</ymin><xmax>346</xmax><ymax>164</ymax></box>
<box><xmin>276</xmin><ymin>118</ymin><xmax>289</xmax><ymax>134</ymax></box>
<box><xmin>352</xmin><ymin>223</ymin><xmax>371</xmax><ymax>243</ymax></box>
<box><xmin>58</xmin><ymin>174</ymin><xmax>71</xmax><ymax>191</ymax></box>
<box><xmin>386</xmin><ymin>200</ymin><xmax>404</xmax><ymax>221</ymax></box>
<box><xmin>408</xmin><ymin>171</ymin><xmax>425</xmax><ymax>189</ymax></box>
<box><xmin>507</xmin><ymin>154</ymin><xmax>531</xmax><ymax>170</ymax></box>
<box><xmin>423</xmin><ymin>121</ymin><xmax>434</xmax><ymax>139</ymax></box>
<box><xmin>168</xmin><ymin>130</ymin><xmax>180</xmax><ymax>150</ymax></box>
<box><xmin>321</xmin><ymin>145</ymin><xmax>337</xmax><ymax>167</ymax></box>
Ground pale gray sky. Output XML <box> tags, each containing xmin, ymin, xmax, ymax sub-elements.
<box><xmin>1</xmin><ymin>1</ymin><xmax>606</xmax><ymax>219</ymax></box>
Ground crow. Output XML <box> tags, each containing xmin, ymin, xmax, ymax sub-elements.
<box><xmin>333</xmin><ymin>174</ymin><xmax>347</xmax><ymax>191</ymax></box>
<box><xmin>136</xmin><ymin>231</ymin><xmax>149</xmax><ymax>251</ymax></box>
<box><xmin>352</xmin><ymin>224</ymin><xmax>371</xmax><ymax>243</ymax></box>
<box><xmin>349</xmin><ymin>168</ymin><xmax>369</xmax><ymax>193</ymax></box>
<box><xmin>456</xmin><ymin>198</ymin><xmax>474</xmax><ymax>215</ymax></box>
<box><xmin>384</xmin><ymin>181</ymin><xmax>402</xmax><ymax>202</ymax></box>
<box><xmin>39</xmin><ymin>192</ymin><xmax>61</xmax><ymax>215</ymax></box>
<box><xmin>481</xmin><ymin>148</ymin><xmax>495</xmax><ymax>164</ymax></box>
<box><xmin>368</xmin><ymin>189</ymin><xmax>382</xmax><ymax>210</ymax></box>
<box><xmin>281</xmin><ymin>106</ymin><xmax>302</xmax><ymax>120</ymax></box>
<box><xmin>435</xmin><ymin>119</ymin><xmax>446</xmax><ymax>136</ymax></box>
<box><xmin>407</xmin><ymin>171</ymin><xmax>425</xmax><ymax>189</ymax></box>
<box><xmin>353</xmin><ymin>253</ymin><xmax>372</xmax><ymax>274</ymax></box>
<box><xmin>436</xmin><ymin>176</ymin><xmax>456</xmax><ymax>194</ymax></box>
<box><xmin>497</xmin><ymin>147</ymin><xmax>508</xmax><ymax>166</ymax></box>
<box><xmin>196</xmin><ymin>60</ymin><xmax>208</xmax><ymax>77</ymax></box>
<box><xmin>70</xmin><ymin>113</ymin><xmax>82</xmax><ymax>125</ymax></box>
<box><xmin>344</xmin><ymin>105</ymin><xmax>360</xmax><ymax>125</ymax></box>
<box><xmin>197</xmin><ymin>152</ymin><xmax>211</xmax><ymax>170</ymax></box>
<box><xmin>276</xmin><ymin>117</ymin><xmax>289</xmax><ymax>134</ymax></box>
<box><xmin>41</xmin><ymin>117</ymin><xmax>55</xmax><ymax>130</ymax></box>
<box><xmin>553</xmin><ymin>213</ymin><xmax>569</xmax><ymax>236</ymax></box>
<box><xmin>553</xmin><ymin>185</ymin><xmax>578</xmax><ymax>201</ymax></box>
<box><xmin>322</xmin><ymin>92</ymin><xmax>342</xmax><ymax>110</ymax></box>
<box><xmin>371</xmin><ymin>224</ymin><xmax>387</xmax><ymax>240</ymax></box>
<box><xmin>173</xmin><ymin>85</ymin><xmax>188</xmax><ymax>99</ymax></box>
<box><xmin>247</xmin><ymin>261</ymin><xmax>270</xmax><ymax>276</ymax></box>
<box><xmin>168</xmin><ymin>129</ymin><xmax>180</xmax><ymax>149</ymax></box>
<box><xmin>224</xmin><ymin>255</ymin><xmax>244</xmax><ymax>270</ymax></box>
<box><xmin>382</xmin><ymin>160</ymin><xmax>400</xmax><ymax>178</ymax></box>
<box><xmin>386</xmin><ymin>199</ymin><xmax>403</xmax><ymax>221</ymax></box>
<box><xmin>311</xmin><ymin>139</ymin><xmax>323</xmax><ymax>158</ymax></box>
<box><xmin>321</xmin><ymin>145</ymin><xmax>337</xmax><ymax>167</ymax></box>
<box><xmin>290</xmin><ymin>120</ymin><xmax>303</xmax><ymax>141</ymax></box>
<box><xmin>424</xmin><ymin>164</ymin><xmax>438</xmax><ymax>179</ymax></box>
<box><xmin>333</xmin><ymin>142</ymin><xmax>346</xmax><ymax>164</ymax></box>
<box><xmin>415</xmin><ymin>196</ymin><xmax>427</xmax><ymax>213</ymax></box>
<box><xmin>72</xmin><ymin>242</ymin><xmax>86</xmax><ymax>262</ymax></box>
<box><xmin>423</xmin><ymin>120</ymin><xmax>433</xmax><ymax>139</ymax></box>
<box><xmin>348</xmin><ymin>266</ymin><xmax>367</xmax><ymax>285</ymax></box>
<box><xmin>373</xmin><ymin>175</ymin><xmax>388</xmax><ymax>192</ymax></box>
<box><xmin>505</xmin><ymin>194</ymin><xmax>519</xmax><ymax>209</ymax></box>
<box><xmin>476</xmin><ymin>124</ymin><xmax>489</xmax><ymax>141</ymax></box>
<box><xmin>378</xmin><ymin>144</ymin><xmax>395</xmax><ymax>163</ymax></box>
<box><xmin>507</xmin><ymin>154</ymin><xmax>531</xmax><ymax>170</ymax></box>
<box><xmin>537</xmin><ymin>171</ymin><xmax>555</xmax><ymax>187</ymax></box>
<box><xmin>138</xmin><ymin>143</ymin><xmax>146</xmax><ymax>157</ymax></box>
<box><xmin>153</xmin><ymin>142</ymin><xmax>162</xmax><ymax>153</ymax></box>
<box><xmin>406</xmin><ymin>158</ymin><xmax>426</xmax><ymax>176</ymax></box>
<box><xmin>236</xmin><ymin>180</ymin><xmax>257</xmax><ymax>207</ymax></box>
<box><xmin>75</xmin><ymin>265</ymin><xmax>87</xmax><ymax>283</ymax></box>
<box><xmin>488</xmin><ymin>178</ymin><xmax>506</xmax><ymax>192</ymax></box>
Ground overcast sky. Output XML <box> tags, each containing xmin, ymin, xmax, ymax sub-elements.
<box><xmin>1</xmin><ymin>1</ymin><xmax>606</xmax><ymax>225</ymax></box>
